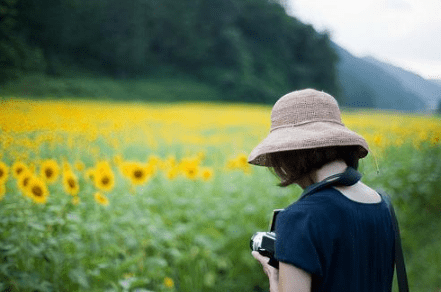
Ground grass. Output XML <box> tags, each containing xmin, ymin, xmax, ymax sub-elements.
<box><xmin>2</xmin><ymin>143</ymin><xmax>440</xmax><ymax>291</ymax></box>
<box><xmin>0</xmin><ymin>74</ymin><xmax>223</xmax><ymax>103</ymax></box>
<box><xmin>0</xmin><ymin>92</ymin><xmax>440</xmax><ymax>291</ymax></box>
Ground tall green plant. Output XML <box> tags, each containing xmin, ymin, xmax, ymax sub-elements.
<box><xmin>374</xmin><ymin>143</ymin><xmax>441</xmax><ymax>291</ymax></box>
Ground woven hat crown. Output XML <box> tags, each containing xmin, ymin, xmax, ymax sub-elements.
<box><xmin>271</xmin><ymin>89</ymin><xmax>342</xmax><ymax>131</ymax></box>
<box><xmin>247</xmin><ymin>88</ymin><xmax>370</xmax><ymax>166</ymax></box>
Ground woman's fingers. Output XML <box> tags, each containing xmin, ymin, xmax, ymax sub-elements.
<box><xmin>252</xmin><ymin>251</ymin><xmax>272</xmax><ymax>275</ymax></box>
<box><xmin>252</xmin><ymin>251</ymin><xmax>268</xmax><ymax>264</ymax></box>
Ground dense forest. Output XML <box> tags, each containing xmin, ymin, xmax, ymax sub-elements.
<box><xmin>0</xmin><ymin>0</ymin><xmax>340</xmax><ymax>104</ymax></box>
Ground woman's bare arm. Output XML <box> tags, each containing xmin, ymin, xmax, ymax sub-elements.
<box><xmin>278</xmin><ymin>261</ymin><xmax>311</xmax><ymax>292</ymax></box>
<box><xmin>252</xmin><ymin>251</ymin><xmax>311</xmax><ymax>292</ymax></box>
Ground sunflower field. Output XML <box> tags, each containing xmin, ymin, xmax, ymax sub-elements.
<box><xmin>1</xmin><ymin>97</ymin><xmax>441</xmax><ymax>292</ymax></box>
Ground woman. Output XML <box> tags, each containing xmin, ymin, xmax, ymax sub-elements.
<box><xmin>248</xmin><ymin>89</ymin><xmax>394</xmax><ymax>291</ymax></box>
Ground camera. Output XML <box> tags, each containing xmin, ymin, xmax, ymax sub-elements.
<box><xmin>250</xmin><ymin>231</ymin><xmax>276</xmax><ymax>258</ymax></box>
<box><xmin>250</xmin><ymin>209</ymin><xmax>282</xmax><ymax>269</ymax></box>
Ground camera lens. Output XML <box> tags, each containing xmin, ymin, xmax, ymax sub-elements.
<box><xmin>250</xmin><ymin>232</ymin><xmax>264</xmax><ymax>251</ymax></box>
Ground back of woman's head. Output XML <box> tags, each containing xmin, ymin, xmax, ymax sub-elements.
<box><xmin>267</xmin><ymin>146</ymin><xmax>360</xmax><ymax>187</ymax></box>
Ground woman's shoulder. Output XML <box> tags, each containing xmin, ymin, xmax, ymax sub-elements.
<box><xmin>282</xmin><ymin>189</ymin><xmax>346</xmax><ymax>220</ymax></box>
<box><xmin>282</xmin><ymin>185</ymin><xmax>381</xmax><ymax>220</ymax></box>
<box><xmin>333</xmin><ymin>182</ymin><xmax>382</xmax><ymax>204</ymax></box>
<box><xmin>291</xmin><ymin>187</ymin><xmax>346</xmax><ymax>208</ymax></box>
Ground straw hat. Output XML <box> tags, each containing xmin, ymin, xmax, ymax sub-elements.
<box><xmin>248</xmin><ymin>88</ymin><xmax>369</xmax><ymax>166</ymax></box>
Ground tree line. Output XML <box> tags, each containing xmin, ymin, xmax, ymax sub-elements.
<box><xmin>1</xmin><ymin>0</ymin><xmax>340</xmax><ymax>103</ymax></box>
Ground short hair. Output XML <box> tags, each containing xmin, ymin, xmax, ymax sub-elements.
<box><xmin>267</xmin><ymin>146</ymin><xmax>360</xmax><ymax>187</ymax></box>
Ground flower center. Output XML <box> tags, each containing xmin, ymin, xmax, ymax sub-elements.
<box><xmin>68</xmin><ymin>178</ymin><xmax>76</xmax><ymax>188</ymax></box>
<box><xmin>102</xmin><ymin>176</ymin><xmax>110</xmax><ymax>185</ymax></box>
<box><xmin>134</xmin><ymin>170</ymin><xmax>143</xmax><ymax>178</ymax></box>
<box><xmin>32</xmin><ymin>186</ymin><xmax>43</xmax><ymax>197</ymax></box>
<box><xmin>23</xmin><ymin>177</ymin><xmax>30</xmax><ymax>187</ymax></box>
<box><xmin>45</xmin><ymin>168</ymin><xmax>53</xmax><ymax>178</ymax></box>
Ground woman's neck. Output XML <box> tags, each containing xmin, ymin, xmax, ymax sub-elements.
<box><xmin>313</xmin><ymin>160</ymin><xmax>348</xmax><ymax>183</ymax></box>
<box><xmin>297</xmin><ymin>160</ymin><xmax>348</xmax><ymax>189</ymax></box>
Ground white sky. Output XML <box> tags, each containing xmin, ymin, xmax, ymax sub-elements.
<box><xmin>284</xmin><ymin>0</ymin><xmax>441</xmax><ymax>80</ymax></box>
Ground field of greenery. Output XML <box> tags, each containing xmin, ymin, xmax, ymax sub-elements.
<box><xmin>1</xmin><ymin>97</ymin><xmax>441</xmax><ymax>292</ymax></box>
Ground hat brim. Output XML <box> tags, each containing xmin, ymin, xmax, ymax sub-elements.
<box><xmin>248</xmin><ymin>122</ymin><xmax>369</xmax><ymax>166</ymax></box>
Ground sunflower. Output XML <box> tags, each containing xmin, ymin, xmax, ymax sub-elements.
<box><xmin>94</xmin><ymin>169</ymin><xmax>115</xmax><ymax>192</ymax></box>
<box><xmin>113</xmin><ymin>154</ymin><xmax>123</xmax><ymax>166</ymax></box>
<box><xmin>62</xmin><ymin>160</ymin><xmax>73</xmax><ymax>172</ymax></box>
<box><xmin>130</xmin><ymin>164</ymin><xmax>149</xmax><ymax>185</ymax></box>
<box><xmin>94</xmin><ymin>192</ymin><xmax>109</xmax><ymax>206</ymax></box>
<box><xmin>17</xmin><ymin>169</ymin><xmax>33</xmax><ymax>197</ymax></box>
<box><xmin>147</xmin><ymin>155</ymin><xmax>161</xmax><ymax>167</ymax></box>
<box><xmin>123</xmin><ymin>162</ymin><xmax>151</xmax><ymax>185</ymax></box>
<box><xmin>0</xmin><ymin>161</ymin><xmax>8</xmax><ymax>184</ymax></box>
<box><xmin>95</xmin><ymin>161</ymin><xmax>112</xmax><ymax>173</ymax></box>
<box><xmin>235</xmin><ymin>153</ymin><xmax>248</xmax><ymax>168</ymax></box>
<box><xmin>183</xmin><ymin>164</ymin><xmax>198</xmax><ymax>180</ymax></box>
<box><xmin>180</xmin><ymin>159</ymin><xmax>199</xmax><ymax>180</ymax></box>
<box><xmin>12</xmin><ymin>161</ymin><xmax>28</xmax><ymax>179</ymax></box>
<box><xmin>227</xmin><ymin>154</ymin><xmax>251</xmax><ymax>174</ymax></box>
<box><xmin>92</xmin><ymin>161</ymin><xmax>115</xmax><ymax>191</ymax></box>
<box><xmin>200</xmin><ymin>167</ymin><xmax>214</xmax><ymax>181</ymax></box>
<box><xmin>63</xmin><ymin>170</ymin><xmax>79</xmax><ymax>196</ymax></box>
<box><xmin>74</xmin><ymin>160</ymin><xmax>85</xmax><ymax>172</ymax></box>
<box><xmin>163</xmin><ymin>277</ymin><xmax>174</xmax><ymax>289</ymax></box>
<box><xmin>120</xmin><ymin>161</ymin><xmax>132</xmax><ymax>177</ymax></box>
<box><xmin>166</xmin><ymin>166</ymin><xmax>179</xmax><ymax>180</ymax></box>
<box><xmin>28</xmin><ymin>177</ymin><xmax>49</xmax><ymax>204</ymax></box>
<box><xmin>40</xmin><ymin>159</ymin><xmax>60</xmax><ymax>184</ymax></box>
<box><xmin>373</xmin><ymin>134</ymin><xmax>384</xmax><ymax>147</ymax></box>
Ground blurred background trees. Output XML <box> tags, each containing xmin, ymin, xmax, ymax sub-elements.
<box><xmin>0</xmin><ymin>0</ymin><xmax>339</xmax><ymax>104</ymax></box>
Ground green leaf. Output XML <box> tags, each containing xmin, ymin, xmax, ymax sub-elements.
<box><xmin>0</xmin><ymin>262</ymin><xmax>13</xmax><ymax>276</ymax></box>
<box><xmin>68</xmin><ymin>267</ymin><xmax>89</xmax><ymax>289</ymax></box>
<box><xmin>28</xmin><ymin>222</ymin><xmax>45</xmax><ymax>232</ymax></box>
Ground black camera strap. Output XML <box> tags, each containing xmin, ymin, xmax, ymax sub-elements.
<box><xmin>299</xmin><ymin>166</ymin><xmax>362</xmax><ymax>200</ymax></box>
<box><xmin>381</xmin><ymin>193</ymin><xmax>409</xmax><ymax>292</ymax></box>
<box><xmin>295</xmin><ymin>167</ymin><xmax>409</xmax><ymax>291</ymax></box>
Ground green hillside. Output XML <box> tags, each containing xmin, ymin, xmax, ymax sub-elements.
<box><xmin>0</xmin><ymin>0</ymin><xmax>338</xmax><ymax>104</ymax></box>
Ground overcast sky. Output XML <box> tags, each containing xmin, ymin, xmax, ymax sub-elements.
<box><xmin>284</xmin><ymin>0</ymin><xmax>441</xmax><ymax>80</ymax></box>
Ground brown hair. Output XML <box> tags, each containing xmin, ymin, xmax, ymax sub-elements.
<box><xmin>267</xmin><ymin>146</ymin><xmax>360</xmax><ymax>187</ymax></box>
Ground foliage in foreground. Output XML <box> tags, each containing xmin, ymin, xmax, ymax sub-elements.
<box><xmin>0</xmin><ymin>99</ymin><xmax>440</xmax><ymax>291</ymax></box>
<box><xmin>2</xmin><ymin>145</ymin><xmax>440</xmax><ymax>292</ymax></box>
<box><xmin>373</xmin><ymin>144</ymin><xmax>441</xmax><ymax>291</ymax></box>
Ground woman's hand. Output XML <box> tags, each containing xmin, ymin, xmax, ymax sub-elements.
<box><xmin>252</xmin><ymin>251</ymin><xmax>279</xmax><ymax>292</ymax></box>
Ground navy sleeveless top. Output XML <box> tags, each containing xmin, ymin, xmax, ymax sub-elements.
<box><xmin>275</xmin><ymin>187</ymin><xmax>394</xmax><ymax>291</ymax></box>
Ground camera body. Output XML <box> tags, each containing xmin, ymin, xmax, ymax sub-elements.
<box><xmin>250</xmin><ymin>209</ymin><xmax>282</xmax><ymax>269</ymax></box>
<box><xmin>250</xmin><ymin>231</ymin><xmax>276</xmax><ymax>258</ymax></box>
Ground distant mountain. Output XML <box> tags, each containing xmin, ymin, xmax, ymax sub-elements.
<box><xmin>332</xmin><ymin>43</ymin><xmax>428</xmax><ymax>112</ymax></box>
<box><xmin>363</xmin><ymin>57</ymin><xmax>441</xmax><ymax>110</ymax></box>
<box><xmin>430</xmin><ymin>79</ymin><xmax>441</xmax><ymax>86</ymax></box>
